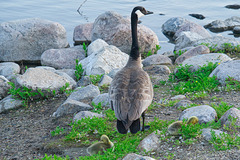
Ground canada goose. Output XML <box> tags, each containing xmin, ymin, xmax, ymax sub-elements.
<box><xmin>109</xmin><ymin>6</ymin><xmax>154</xmax><ymax>134</ymax></box>
<box><xmin>167</xmin><ymin>116</ymin><xmax>199</xmax><ymax>136</ymax></box>
<box><xmin>87</xmin><ymin>135</ymin><xmax>114</xmax><ymax>155</ymax></box>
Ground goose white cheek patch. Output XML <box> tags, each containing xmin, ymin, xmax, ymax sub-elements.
<box><xmin>135</xmin><ymin>10</ymin><xmax>145</xmax><ymax>18</ymax></box>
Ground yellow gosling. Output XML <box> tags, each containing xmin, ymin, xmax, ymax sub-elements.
<box><xmin>87</xmin><ymin>135</ymin><xmax>114</xmax><ymax>155</ymax></box>
<box><xmin>167</xmin><ymin>116</ymin><xmax>199</xmax><ymax>136</ymax></box>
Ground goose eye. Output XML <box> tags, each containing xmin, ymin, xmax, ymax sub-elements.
<box><xmin>142</xmin><ymin>8</ymin><xmax>147</xmax><ymax>14</ymax></box>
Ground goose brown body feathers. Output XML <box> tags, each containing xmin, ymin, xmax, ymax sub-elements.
<box><xmin>109</xmin><ymin>6</ymin><xmax>153</xmax><ymax>133</ymax></box>
<box><xmin>110</xmin><ymin>57</ymin><xmax>153</xmax><ymax>129</ymax></box>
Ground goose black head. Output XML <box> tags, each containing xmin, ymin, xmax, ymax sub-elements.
<box><xmin>132</xmin><ymin>6</ymin><xmax>153</xmax><ymax>19</ymax></box>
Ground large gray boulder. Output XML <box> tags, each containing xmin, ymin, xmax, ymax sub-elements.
<box><xmin>73</xmin><ymin>111</ymin><xmax>104</xmax><ymax>122</ymax></box>
<box><xmin>77</xmin><ymin>76</ymin><xmax>91</xmax><ymax>87</ymax></box>
<box><xmin>219</xmin><ymin>107</ymin><xmax>240</xmax><ymax>127</ymax></box>
<box><xmin>233</xmin><ymin>26</ymin><xmax>240</xmax><ymax>34</ymax></box>
<box><xmin>0</xmin><ymin>76</ymin><xmax>10</xmax><ymax>100</ymax></box>
<box><xmin>58</xmin><ymin>69</ymin><xmax>76</xmax><ymax>81</ymax></box>
<box><xmin>162</xmin><ymin>17</ymin><xmax>190</xmax><ymax>40</ymax></box>
<box><xmin>174</xmin><ymin>31</ymin><xmax>207</xmax><ymax>51</ymax></box>
<box><xmin>54</xmin><ymin>70</ymin><xmax>77</xmax><ymax>89</ymax></box>
<box><xmin>0</xmin><ymin>95</ymin><xmax>22</xmax><ymax>113</ymax></box>
<box><xmin>171</xmin><ymin>95</ymin><xmax>186</xmax><ymax>100</ymax></box>
<box><xmin>98</xmin><ymin>75</ymin><xmax>112</xmax><ymax>87</ymax></box>
<box><xmin>32</xmin><ymin>66</ymin><xmax>77</xmax><ymax>88</ymax></box>
<box><xmin>0</xmin><ymin>62</ymin><xmax>20</xmax><ymax>80</ymax></box>
<box><xmin>179</xmin><ymin>105</ymin><xmax>217</xmax><ymax>124</ymax></box>
<box><xmin>175</xmin><ymin>45</ymin><xmax>210</xmax><ymax>64</ymax></box>
<box><xmin>138</xmin><ymin>130</ymin><xmax>161</xmax><ymax>152</ymax></box>
<box><xmin>144</xmin><ymin>65</ymin><xmax>171</xmax><ymax>76</ymax></box>
<box><xmin>144</xmin><ymin>65</ymin><xmax>171</xmax><ymax>82</ymax></box>
<box><xmin>181</xmin><ymin>53</ymin><xmax>232</xmax><ymax>72</ymax></box>
<box><xmin>87</xmin><ymin>39</ymin><xmax>108</xmax><ymax>56</ymax></box>
<box><xmin>174</xmin><ymin>22</ymin><xmax>211</xmax><ymax>40</ymax></box>
<box><xmin>91</xmin><ymin>11</ymin><xmax>159</xmax><ymax>54</ymax></box>
<box><xmin>67</xmin><ymin>84</ymin><xmax>100</xmax><ymax>102</ymax></box>
<box><xmin>177</xmin><ymin>35</ymin><xmax>240</xmax><ymax>51</ymax></box>
<box><xmin>16</xmin><ymin>67</ymin><xmax>73</xmax><ymax>91</ymax></box>
<box><xmin>41</xmin><ymin>45</ymin><xmax>86</xmax><ymax>69</ymax></box>
<box><xmin>73</xmin><ymin>23</ymin><xmax>93</xmax><ymax>45</ymax></box>
<box><xmin>142</xmin><ymin>54</ymin><xmax>172</xmax><ymax>67</ymax></box>
<box><xmin>201</xmin><ymin>128</ymin><xmax>225</xmax><ymax>141</ymax></box>
<box><xmin>173</xmin><ymin>21</ymin><xmax>211</xmax><ymax>51</ymax></box>
<box><xmin>92</xmin><ymin>93</ymin><xmax>110</xmax><ymax>107</ymax></box>
<box><xmin>35</xmin><ymin>66</ymin><xmax>56</xmax><ymax>72</ymax></box>
<box><xmin>79</xmin><ymin>43</ymin><xmax>128</xmax><ymax>75</ymax></box>
<box><xmin>53</xmin><ymin>99</ymin><xmax>92</xmax><ymax>117</ymax></box>
<box><xmin>204</xmin><ymin>16</ymin><xmax>240</xmax><ymax>32</ymax></box>
<box><xmin>175</xmin><ymin>100</ymin><xmax>193</xmax><ymax>109</ymax></box>
<box><xmin>210</xmin><ymin>60</ymin><xmax>240</xmax><ymax>85</ymax></box>
<box><xmin>0</xmin><ymin>18</ymin><xmax>68</xmax><ymax>62</ymax></box>
<box><xmin>108</xmin><ymin>68</ymin><xmax>121</xmax><ymax>79</ymax></box>
<box><xmin>123</xmin><ymin>153</ymin><xmax>156</xmax><ymax>160</ymax></box>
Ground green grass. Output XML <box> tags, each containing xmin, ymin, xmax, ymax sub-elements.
<box><xmin>48</xmin><ymin>110</ymin><xmax>172</xmax><ymax>160</ymax></box>
<box><xmin>200</xmin><ymin>43</ymin><xmax>240</xmax><ymax>58</ymax></box>
<box><xmin>173</xmin><ymin>49</ymin><xmax>186</xmax><ymax>59</ymax></box>
<box><xmin>169</xmin><ymin>64</ymin><xmax>192</xmax><ymax>82</ymax></box>
<box><xmin>65</xmin><ymin>115</ymin><xmax>114</xmax><ymax>143</ymax></box>
<box><xmin>224</xmin><ymin>76</ymin><xmax>240</xmax><ymax>91</ymax></box>
<box><xmin>210</xmin><ymin>117</ymin><xmax>240</xmax><ymax>151</ymax></box>
<box><xmin>177</xmin><ymin>103</ymin><xmax>199</xmax><ymax>110</ymax></box>
<box><xmin>91</xmin><ymin>102</ymin><xmax>104</xmax><ymax>113</ymax></box>
<box><xmin>172</xmin><ymin>119</ymin><xmax>222</xmax><ymax>146</ymax></box>
<box><xmin>169</xmin><ymin>62</ymin><xmax>220</xmax><ymax>98</ymax></box>
<box><xmin>83</xmin><ymin>42</ymin><xmax>88</xmax><ymax>57</ymax></box>
<box><xmin>159</xmin><ymin>99</ymin><xmax>180</xmax><ymax>107</ymax></box>
<box><xmin>89</xmin><ymin>74</ymin><xmax>104</xmax><ymax>85</ymax></box>
<box><xmin>180</xmin><ymin>119</ymin><xmax>202</xmax><ymax>139</ymax></box>
<box><xmin>200</xmin><ymin>43</ymin><xmax>218</xmax><ymax>53</ymax></box>
<box><xmin>8</xmin><ymin>82</ymin><xmax>57</xmax><ymax>106</ymax></box>
<box><xmin>166</xmin><ymin>61</ymin><xmax>240</xmax><ymax>101</ymax></box>
<box><xmin>48</xmin><ymin>102</ymin><xmax>176</xmax><ymax>159</ymax></box>
<box><xmin>211</xmin><ymin>101</ymin><xmax>234</xmax><ymax>119</ymax></box>
<box><xmin>59</xmin><ymin>83</ymin><xmax>73</xmax><ymax>96</ymax></box>
<box><xmin>99</xmin><ymin>84</ymin><xmax>110</xmax><ymax>93</ymax></box>
<box><xmin>75</xmin><ymin>59</ymin><xmax>84</xmax><ymax>81</ymax></box>
<box><xmin>41</xmin><ymin>154</ymin><xmax>70</xmax><ymax>160</ymax></box>
<box><xmin>45</xmin><ymin>111</ymin><xmax>240</xmax><ymax>160</ymax></box>
<box><xmin>51</xmin><ymin>126</ymin><xmax>66</xmax><ymax>137</ymax></box>
<box><xmin>8</xmin><ymin>82</ymin><xmax>73</xmax><ymax>107</ymax></box>
<box><xmin>142</xmin><ymin>44</ymin><xmax>161</xmax><ymax>59</ymax></box>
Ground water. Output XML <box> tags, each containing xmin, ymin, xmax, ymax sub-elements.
<box><xmin>1</xmin><ymin>0</ymin><xmax>240</xmax><ymax>52</ymax></box>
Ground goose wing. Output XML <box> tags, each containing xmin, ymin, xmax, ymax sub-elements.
<box><xmin>109</xmin><ymin>68</ymin><xmax>153</xmax><ymax>125</ymax></box>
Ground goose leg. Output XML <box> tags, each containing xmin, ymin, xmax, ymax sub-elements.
<box><xmin>141</xmin><ymin>111</ymin><xmax>150</xmax><ymax>131</ymax></box>
<box><xmin>141</xmin><ymin>112</ymin><xmax>145</xmax><ymax>131</ymax></box>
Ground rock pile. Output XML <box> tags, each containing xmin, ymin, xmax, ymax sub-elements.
<box><xmin>0</xmin><ymin>12</ymin><xmax>240</xmax><ymax>160</ymax></box>
<box><xmin>0</xmin><ymin>18</ymin><xmax>68</xmax><ymax>62</ymax></box>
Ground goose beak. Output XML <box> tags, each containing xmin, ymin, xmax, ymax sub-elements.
<box><xmin>146</xmin><ymin>10</ymin><xmax>153</xmax><ymax>15</ymax></box>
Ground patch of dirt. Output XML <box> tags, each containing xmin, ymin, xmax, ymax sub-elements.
<box><xmin>1</xmin><ymin>77</ymin><xmax>240</xmax><ymax>160</ymax></box>
<box><xmin>0</xmin><ymin>95</ymin><xmax>70</xmax><ymax>159</ymax></box>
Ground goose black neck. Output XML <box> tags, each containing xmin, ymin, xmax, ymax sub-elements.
<box><xmin>130</xmin><ymin>13</ymin><xmax>140</xmax><ymax>60</ymax></box>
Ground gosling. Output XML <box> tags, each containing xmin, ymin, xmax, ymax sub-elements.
<box><xmin>167</xmin><ymin>116</ymin><xmax>199</xmax><ymax>136</ymax></box>
<box><xmin>87</xmin><ymin>135</ymin><xmax>114</xmax><ymax>155</ymax></box>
